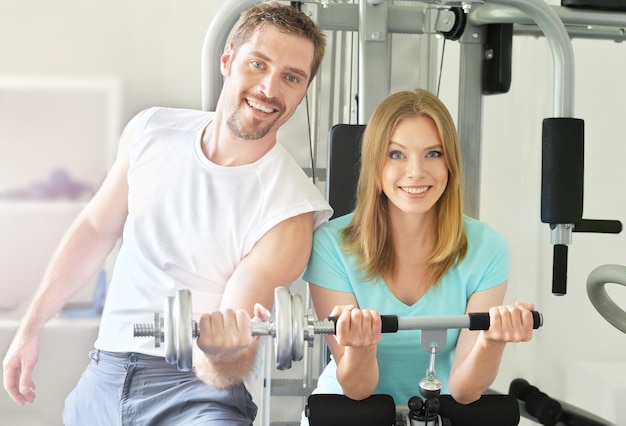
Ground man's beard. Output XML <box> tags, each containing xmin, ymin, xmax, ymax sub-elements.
<box><xmin>226</xmin><ymin>95</ymin><xmax>284</xmax><ymax>140</ymax></box>
<box><xmin>226</xmin><ymin>112</ymin><xmax>274</xmax><ymax>140</ymax></box>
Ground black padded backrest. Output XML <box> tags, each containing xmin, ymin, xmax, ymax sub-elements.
<box><xmin>326</xmin><ymin>124</ymin><xmax>366</xmax><ymax>219</ymax></box>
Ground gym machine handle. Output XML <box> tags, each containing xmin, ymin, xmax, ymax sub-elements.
<box><xmin>541</xmin><ymin>118</ymin><xmax>623</xmax><ymax>295</ymax></box>
<box><xmin>330</xmin><ymin>311</ymin><xmax>543</xmax><ymax>334</ymax></box>
<box><xmin>573</xmin><ymin>219</ymin><xmax>622</xmax><ymax>234</ymax></box>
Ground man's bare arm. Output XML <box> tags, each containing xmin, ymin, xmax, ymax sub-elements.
<box><xmin>193</xmin><ymin>212</ymin><xmax>314</xmax><ymax>387</ymax></box>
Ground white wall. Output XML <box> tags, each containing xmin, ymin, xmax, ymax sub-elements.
<box><xmin>0</xmin><ymin>0</ymin><xmax>221</xmax><ymax>120</ymax></box>
<box><xmin>1</xmin><ymin>0</ymin><xmax>625</xmax><ymax>424</ymax></box>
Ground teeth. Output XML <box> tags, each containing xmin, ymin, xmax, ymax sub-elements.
<box><xmin>248</xmin><ymin>99</ymin><xmax>274</xmax><ymax>113</ymax></box>
<box><xmin>403</xmin><ymin>186</ymin><xmax>428</xmax><ymax>194</ymax></box>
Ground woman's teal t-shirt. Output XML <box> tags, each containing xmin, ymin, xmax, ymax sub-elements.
<box><xmin>302</xmin><ymin>213</ymin><xmax>510</xmax><ymax>405</ymax></box>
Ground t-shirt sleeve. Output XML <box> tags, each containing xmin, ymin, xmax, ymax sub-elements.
<box><xmin>468</xmin><ymin>220</ymin><xmax>510</xmax><ymax>295</ymax></box>
<box><xmin>302</xmin><ymin>221</ymin><xmax>354</xmax><ymax>293</ymax></box>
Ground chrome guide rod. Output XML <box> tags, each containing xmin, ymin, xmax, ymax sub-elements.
<box><xmin>201</xmin><ymin>0</ymin><xmax>258</xmax><ymax>111</ymax></box>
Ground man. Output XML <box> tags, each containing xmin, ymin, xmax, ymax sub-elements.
<box><xmin>3</xmin><ymin>2</ymin><xmax>332</xmax><ymax>424</ymax></box>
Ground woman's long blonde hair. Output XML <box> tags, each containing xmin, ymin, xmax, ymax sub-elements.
<box><xmin>341</xmin><ymin>89</ymin><xmax>467</xmax><ymax>287</ymax></box>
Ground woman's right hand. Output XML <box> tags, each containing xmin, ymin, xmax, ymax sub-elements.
<box><xmin>330</xmin><ymin>305</ymin><xmax>383</xmax><ymax>348</ymax></box>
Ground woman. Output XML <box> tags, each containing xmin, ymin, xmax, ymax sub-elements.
<box><xmin>304</xmin><ymin>89</ymin><xmax>535</xmax><ymax>408</ymax></box>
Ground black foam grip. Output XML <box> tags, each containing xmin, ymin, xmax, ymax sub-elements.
<box><xmin>526</xmin><ymin>391</ymin><xmax>562</xmax><ymax>426</ymax></box>
<box><xmin>574</xmin><ymin>219</ymin><xmax>623</xmax><ymax>234</ymax></box>
<box><xmin>306</xmin><ymin>394</ymin><xmax>395</xmax><ymax>426</ymax></box>
<box><xmin>328</xmin><ymin>315</ymin><xmax>400</xmax><ymax>333</ymax></box>
<box><xmin>380</xmin><ymin>315</ymin><xmax>399</xmax><ymax>333</ymax></box>
<box><xmin>541</xmin><ymin>118</ymin><xmax>584</xmax><ymax>224</ymax></box>
<box><xmin>509</xmin><ymin>378</ymin><xmax>537</xmax><ymax>400</ymax></box>
<box><xmin>511</xmin><ymin>379</ymin><xmax>612</xmax><ymax>426</ymax></box>
<box><xmin>468</xmin><ymin>312</ymin><xmax>491</xmax><ymax>330</ymax></box>
<box><xmin>552</xmin><ymin>244</ymin><xmax>568</xmax><ymax>295</ymax></box>
<box><xmin>509</xmin><ymin>378</ymin><xmax>562</xmax><ymax>426</ymax></box>
<box><xmin>468</xmin><ymin>312</ymin><xmax>543</xmax><ymax>330</ymax></box>
<box><xmin>437</xmin><ymin>394</ymin><xmax>520</xmax><ymax>426</ymax></box>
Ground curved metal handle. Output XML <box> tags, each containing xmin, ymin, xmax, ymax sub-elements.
<box><xmin>587</xmin><ymin>264</ymin><xmax>626</xmax><ymax>333</ymax></box>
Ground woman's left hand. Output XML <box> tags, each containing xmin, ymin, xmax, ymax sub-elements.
<box><xmin>483</xmin><ymin>302</ymin><xmax>536</xmax><ymax>343</ymax></box>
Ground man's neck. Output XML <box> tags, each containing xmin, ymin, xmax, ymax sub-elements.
<box><xmin>200</xmin><ymin>116</ymin><xmax>277</xmax><ymax>166</ymax></box>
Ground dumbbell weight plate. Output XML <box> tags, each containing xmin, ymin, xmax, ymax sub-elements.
<box><xmin>291</xmin><ymin>292</ymin><xmax>304</xmax><ymax>363</ymax></box>
<box><xmin>274</xmin><ymin>287</ymin><xmax>293</xmax><ymax>370</ymax></box>
<box><xmin>175</xmin><ymin>289</ymin><xmax>194</xmax><ymax>372</ymax></box>
<box><xmin>164</xmin><ymin>295</ymin><xmax>176</xmax><ymax>364</ymax></box>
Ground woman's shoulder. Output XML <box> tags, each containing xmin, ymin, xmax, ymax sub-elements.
<box><xmin>317</xmin><ymin>212</ymin><xmax>354</xmax><ymax>232</ymax></box>
<box><xmin>463</xmin><ymin>216</ymin><xmax>508</xmax><ymax>249</ymax></box>
<box><xmin>311</xmin><ymin>213</ymin><xmax>354</xmax><ymax>249</ymax></box>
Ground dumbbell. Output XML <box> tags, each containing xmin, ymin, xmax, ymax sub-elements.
<box><xmin>133</xmin><ymin>287</ymin><xmax>543</xmax><ymax>372</ymax></box>
<box><xmin>133</xmin><ymin>287</ymin><xmax>335</xmax><ymax>371</ymax></box>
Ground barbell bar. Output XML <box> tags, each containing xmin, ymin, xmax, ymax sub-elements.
<box><xmin>133</xmin><ymin>287</ymin><xmax>542</xmax><ymax>372</ymax></box>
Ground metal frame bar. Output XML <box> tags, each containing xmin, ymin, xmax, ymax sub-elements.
<box><xmin>457</xmin><ymin>22</ymin><xmax>487</xmax><ymax>218</ymax></box>
<box><xmin>470</xmin><ymin>0</ymin><xmax>576</xmax><ymax>119</ymax></box>
<box><xmin>200</xmin><ymin>0</ymin><xmax>259</xmax><ymax>112</ymax></box>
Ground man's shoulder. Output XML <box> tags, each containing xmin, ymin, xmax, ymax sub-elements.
<box><xmin>143</xmin><ymin>107</ymin><xmax>213</xmax><ymax>131</ymax></box>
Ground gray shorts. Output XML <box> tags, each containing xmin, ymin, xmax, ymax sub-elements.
<box><xmin>62</xmin><ymin>349</ymin><xmax>257</xmax><ymax>426</ymax></box>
